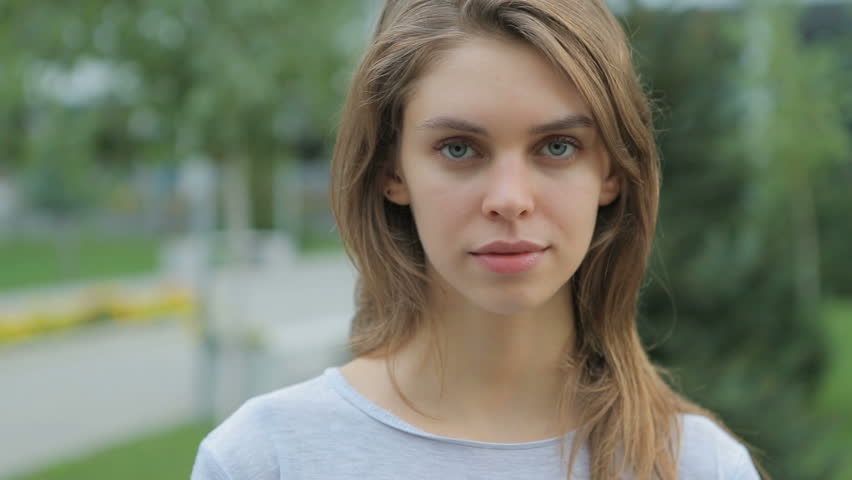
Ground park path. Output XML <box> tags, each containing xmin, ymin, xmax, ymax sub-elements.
<box><xmin>0</xmin><ymin>254</ymin><xmax>357</xmax><ymax>479</ymax></box>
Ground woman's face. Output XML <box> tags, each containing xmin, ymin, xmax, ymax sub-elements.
<box><xmin>386</xmin><ymin>36</ymin><xmax>619</xmax><ymax>316</ymax></box>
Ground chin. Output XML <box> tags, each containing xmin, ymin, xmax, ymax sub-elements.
<box><xmin>461</xmin><ymin>276</ymin><xmax>575</xmax><ymax>317</ymax></box>
<box><xmin>467</xmin><ymin>290</ymin><xmax>552</xmax><ymax>317</ymax></box>
<box><xmin>428</xmin><ymin>264</ymin><xmax>571</xmax><ymax>317</ymax></box>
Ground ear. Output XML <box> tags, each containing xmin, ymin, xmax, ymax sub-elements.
<box><xmin>383</xmin><ymin>168</ymin><xmax>411</xmax><ymax>206</ymax></box>
<box><xmin>598</xmin><ymin>163</ymin><xmax>621</xmax><ymax>207</ymax></box>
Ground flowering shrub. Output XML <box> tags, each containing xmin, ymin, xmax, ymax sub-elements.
<box><xmin>0</xmin><ymin>285</ymin><xmax>196</xmax><ymax>344</ymax></box>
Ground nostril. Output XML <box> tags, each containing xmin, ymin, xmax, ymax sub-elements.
<box><xmin>487</xmin><ymin>206</ymin><xmax>531</xmax><ymax>220</ymax></box>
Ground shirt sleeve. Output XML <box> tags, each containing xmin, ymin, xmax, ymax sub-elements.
<box><xmin>730</xmin><ymin>445</ymin><xmax>762</xmax><ymax>480</ymax></box>
<box><xmin>187</xmin><ymin>396</ymin><xmax>281</xmax><ymax>480</ymax></box>
<box><xmin>190</xmin><ymin>441</ymin><xmax>232</xmax><ymax>480</ymax></box>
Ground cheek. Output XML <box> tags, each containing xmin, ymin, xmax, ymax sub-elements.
<box><xmin>542</xmin><ymin>177</ymin><xmax>603</xmax><ymax>239</ymax></box>
<box><xmin>408</xmin><ymin>173</ymin><xmax>477</xmax><ymax>237</ymax></box>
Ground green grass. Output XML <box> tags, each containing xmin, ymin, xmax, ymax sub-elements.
<box><xmin>7</xmin><ymin>423</ymin><xmax>213</xmax><ymax>480</ymax></box>
<box><xmin>814</xmin><ymin>299</ymin><xmax>852</xmax><ymax>479</ymax></box>
<box><xmin>301</xmin><ymin>230</ymin><xmax>344</xmax><ymax>254</ymax></box>
<box><xmin>820</xmin><ymin>299</ymin><xmax>852</xmax><ymax>412</ymax></box>
<box><xmin>0</xmin><ymin>234</ymin><xmax>160</xmax><ymax>290</ymax></box>
<box><xmin>0</xmin><ymin>229</ymin><xmax>344</xmax><ymax>291</ymax></box>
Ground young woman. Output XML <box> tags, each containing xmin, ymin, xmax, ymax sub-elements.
<box><xmin>191</xmin><ymin>0</ymin><xmax>766</xmax><ymax>478</ymax></box>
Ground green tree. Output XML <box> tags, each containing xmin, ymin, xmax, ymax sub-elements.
<box><xmin>624</xmin><ymin>3</ymin><xmax>850</xmax><ymax>478</ymax></box>
<box><xmin>2</xmin><ymin>0</ymin><xmax>366</xmax><ymax>231</ymax></box>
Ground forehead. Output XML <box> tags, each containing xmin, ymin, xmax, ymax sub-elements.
<box><xmin>403</xmin><ymin>36</ymin><xmax>593</xmax><ymax>129</ymax></box>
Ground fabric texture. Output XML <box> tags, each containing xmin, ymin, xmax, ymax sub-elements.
<box><xmin>190</xmin><ymin>367</ymin><xmax>761</xmax><ymax>480</ymax></box>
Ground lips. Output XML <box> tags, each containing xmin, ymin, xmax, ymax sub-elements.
<box><xmin>471</xmin><ymin>241</ymin><xmax>547</xmax><ymax>255</ymax></box>
<box><xmin>470</xmin><ymin>241</ymin><xmax>548</xmax><ymax>274</ymax></box>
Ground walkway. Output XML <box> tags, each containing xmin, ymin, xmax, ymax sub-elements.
<box><xmin>0</xmin><ymin>255</ymin><xmax>357</xmax><ymax>478</ymax></box>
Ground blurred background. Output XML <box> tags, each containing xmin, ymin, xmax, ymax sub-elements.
<box><xmin>0</xmin><ymin>0</ymin><xmax>849</xmax><ymax>479</ymax></box>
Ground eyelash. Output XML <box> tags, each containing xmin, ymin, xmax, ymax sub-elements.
<box><xmin>433</xmin><ymin>135</ymin><xmax>582</xmax><ymax>162</ymax></box>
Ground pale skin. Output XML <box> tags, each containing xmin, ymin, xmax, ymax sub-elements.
<box><xmin>341</xmin><ymin>35</ymin><xmax>620</xmax><ymax>443</ymax></box>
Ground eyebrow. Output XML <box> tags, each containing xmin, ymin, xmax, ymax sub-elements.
<box><xmin>417</xmin><ymin>114</ymin><xmax>595</xmax><ymax>136</ymax></box>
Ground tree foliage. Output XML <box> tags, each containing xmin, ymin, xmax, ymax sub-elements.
<box><xmin>624</xmin><ymin>3</ymin><xmax>851</xmax><ymax>478</ymax></box>
<box><xmin>1</xmin><ymin>0</ymin><xmax>365</xmax><ymax>218</ymax></box>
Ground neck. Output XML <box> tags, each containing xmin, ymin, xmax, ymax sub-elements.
<box><xmin>387</xmin><ymin>281</ymin><xmax>578</xmax><ymax>439</ymax></box>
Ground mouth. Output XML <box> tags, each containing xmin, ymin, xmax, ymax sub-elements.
<box><xmin>471</xmin><ymin>240</ymin><xmax>548</xmax><ymax>255</ymax></box>
<box><xmin>469</xmin><ymin>241</ymin><xmax>549</xmax><ymax>274</ymax></box>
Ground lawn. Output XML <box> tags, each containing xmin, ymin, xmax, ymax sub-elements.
<box><xmin>7</xmin><ymin>423</ymin><xmax>213</xmax><ymax>480</ymax></box>
<box><xmin>0</xmin><ymin>234</ymin><xmax>160</xmax><ymax>290</ymax></box>
<box><xmin>0</xmin><ymin>230</ymin><xmax>344</xmax><ymax>291</ymax></box>
<box><xmin>813</xmin><ymin>298</ymin><xmax>852</xmax><ymax>479</ymax></box>
<box><xmin>820</xmin><ymin>299</ymin><xmax>852</xmax><ymax>412</ymax></box>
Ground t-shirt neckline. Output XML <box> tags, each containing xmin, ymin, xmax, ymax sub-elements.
<box><xmin>324</xmin><ymin>366</ymin><xmax>572</xmax><ymax>450</ymax></box>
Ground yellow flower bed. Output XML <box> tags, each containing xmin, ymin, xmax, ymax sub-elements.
<box><xmin>0</xmin><ymin>285</ymin><xmax>197</xmax><ymax>344</ymax></box>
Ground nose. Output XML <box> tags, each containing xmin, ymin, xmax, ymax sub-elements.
<box><xmin>481</xmin><ymin>156</ymin><xmax>535</xmax><ymax>221</ymax></box>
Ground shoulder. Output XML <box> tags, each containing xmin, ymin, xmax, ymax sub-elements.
<box><xmin>191</xmin><ymin>373</ymin><xmax>337</xmax><ymax>480</ymax></box>
<box><xmin>678</xmin><ymin>414</ymin><xmax>762</xmax><ymax>480</ymax></box>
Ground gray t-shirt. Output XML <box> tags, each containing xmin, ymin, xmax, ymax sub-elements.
<box><xmin>191</xmin><ymin>367</ymin><xmax>761</xmax><ymax>479</ymax></box>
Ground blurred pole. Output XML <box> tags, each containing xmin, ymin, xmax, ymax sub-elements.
<box><xmin>0</xmin><ymin>173</ymin><xmax>15</xmax><ymax>234</ymax></box>
<box><xmin>222</xmin><ymin>157</ymin><xmax>253</xmax><ymax>407</ymax></box>
<box><xmin>275</xmin><ymin>161</ymin><xmax>303</xmax><ymax>249</ymax></box>
<box><xmin>222</xmin><ymin>157</ymin><xmax>252</xmax><ymax>265</ymax></box>
<box><xmin>183</xmin><ymin>155</ymin><xmax>218</xmax><ymax>423</ymax></box>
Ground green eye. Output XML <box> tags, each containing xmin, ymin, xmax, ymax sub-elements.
<box><xmin>543</xmin><ymin>140</ymin><xmax>576</xmax><ymax>158</ymax></box>
<box><xmin>440</xmin><ymin>142</ymin><xmax>474</xmax><ymax>159</ymax></box>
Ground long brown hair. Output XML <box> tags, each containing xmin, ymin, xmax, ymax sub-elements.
<box><xmin>330</xmin><ymin>1</ymin><xmax>764</xmax><ymax>478</ymax></box>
